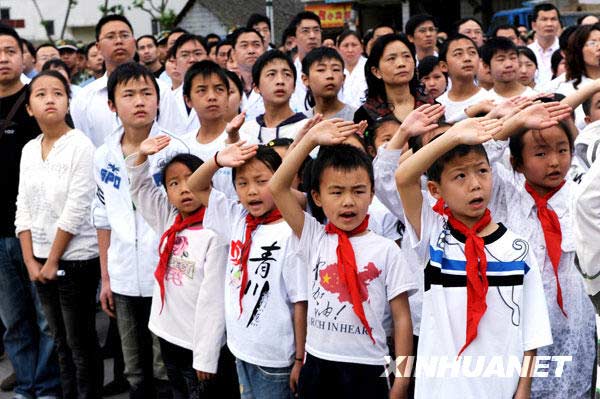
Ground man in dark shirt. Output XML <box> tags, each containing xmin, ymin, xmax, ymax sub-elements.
<box><xmin>0</xmin><ymin>24</ymin><xmax>61</xmax><ymax>399</ymax></box>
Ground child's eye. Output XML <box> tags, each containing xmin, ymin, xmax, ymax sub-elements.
<box><xmin>559</xmin><ymin>148</ymin><xmax>569</xmax><ymax>154</ymax></box>
<box><xmin>535</xmin><ymin>152</ymin><xmax>545</xmax><ymax>157</ymax></box>
<box><xmin>479</xmin><ymin>168</ymin><xmax>489</xmax><ymax>174</ymax></box>
<box><xmin>455</xmin><ymin>173</ymin><xmax>465</xmax><ymax>180</ymax></box>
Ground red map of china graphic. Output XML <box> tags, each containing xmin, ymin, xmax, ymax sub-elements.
<box><xmin>319</xmin><ymin>262</ymin><xmax>381</xmax><ymax>303</ymax></box>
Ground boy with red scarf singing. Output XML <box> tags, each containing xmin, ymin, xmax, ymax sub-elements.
<box><xmin>187</xmin><ymin>142</ymin><xmax>308</xmax><ymax>398</ymax></box>
<box><xmin>394</xmin><ymin>116</ymin><xmax>552</xmax><ymax>399</ymax></box>
<box><xmin>269</xmin><ymin>119</ymin><xmax>418</xmax><ymax>399</ymax></box>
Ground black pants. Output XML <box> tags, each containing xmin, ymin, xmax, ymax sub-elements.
<box><xmin>158</xmin><ymin>338</ymin><xmax>240</xmax><ymax>399</ymax></box>
<box><xmin>35</xmin><ymin>257</ymin><xmax>102</xmax><ymax>399</ymax></box>
<box><xmin>297</xmin><ymin>353</ymin><xmax>389</xmax><ymax>399</ymax></box>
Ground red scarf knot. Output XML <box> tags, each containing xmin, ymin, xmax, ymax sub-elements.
<box><xmin>155</xmin><ymin>207</ymin><xmax>206</xmax><ymax>313</ymax></box>
<box><xmin>324</xmin><ymin>215</ymin><xmax>376</xmax><ymax>344</ymax></box>
<box><xmin>433</xmin><ymin>199</ymin><xmax>492</xmax><ymax>356</ymax></box>
<box><xmin>524</xmin><ymin>180</ymin><xmax>567</xmax><ymax>317</ymax></box>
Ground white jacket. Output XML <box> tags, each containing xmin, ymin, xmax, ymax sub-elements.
<box><xmin>91</xmin><ymin>123</ymin><xmax>190</xmax><ymax>297</ymax></box>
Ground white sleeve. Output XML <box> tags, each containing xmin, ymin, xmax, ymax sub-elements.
<box><xmin>294</xmin><ymin>212</ymin><xmax>326</xmax><ymax>268</ymax></box>
<box><xmin>373</xmin><ymin>145</ymin><xmax>405</xmax><ymax>221</ymax></box>
<box><xmin>404</xmin><ymin>198</ymin><xmax>437</xmax><ymax>263</ymax></box>
<box><xmin>91</xmin><ymin>151</ymin><xmax>110</xmax><ymax>230</ymax></box>
<box><xmin>574</xmin><ymin>158</ymin><xmax>600</xmax><ymax>295</ymax></box>
<box><xmin>203</xmin><ymin>188</ymin><xmax>244</xmax><ymax>241</ymax></box>
<box><xmin>521</xmin><ymin>248</ymin><xmax>553</xmax><ymax>351</ymax></box>
<box><xmin>15</xmin><ymin>146</ymin><xmax>32</xmax><ymax>236</ymax></box>
<box><xmin>70</xmin><ymin>93</ymin><xmax>88</xmax><ymax>137</ymax></box>
<box><xmin>127</xmin><ymin>157</ymin><xmax>174</xmax><ymax>235</ymax></box>
<box><xmin>192</xmin><ymin>233</ymin><xmax>228</xmax><ymax>373</ymax></box>
<box><xmin>56</xmin><ymin>139</ymin><xmax>96</xmax><ymax>235</ymax></box>
<box><xmin>385</xmin><ymin>242</ymin><xmax>419</xmax><ymax>300</ymax></box>
<box><xmin>283</xmin><ymin>234</ymin><xmax>308</xmax><ymax>303</ymax></box>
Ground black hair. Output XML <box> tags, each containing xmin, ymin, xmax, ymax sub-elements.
<box><xmin>231</xmin><ymin>145</ymin><xmax>282</xmax><ymax>185</ymax></box>
<box><xmin>438</xmin><ymin>34</ymin><xmax>477</xmax><ymax>63</ymax></box>
<box><xmin>310</xmin><ymin>144</ymin><xmax>374</xmax><ymax>195</ymax></box>
<box><xmin>0</xmin><ymin>24</ymin><xmax>21</xmax><ymax>51</ymax></box>
<box><xmin>27</xmin><ymin>69</ymin><xmax>72</xmax><ymax>103</ymax></box>
<box><xmin>42</xmin><ymin>58</ymin><xmax>71</xmax><ymax>78</ymax></box>
<box><xmin>408</xmin><ymin>121</ymin><xmax>452</xmax><ymax>153</ymax></box>
<box><xmin>583</xmin><ymin>94</ymin><xmax>596</xmax><ymax>117</ymax></box>
<box><xmin>231</xmin><ymin>27</ymin><xmax>264</xmax><ymax>48</ymax></box>
<box><xmin>136</xmin><ymin>34</ymin><xmax>157</xmax><ymax>47</ymax></box>
<box><xmin>183</xmin><ymin>60</ymin><xmax>230</xmax><ymax>98</ymax></box>
<box><xmin>417</xmin><ymin>55</ymin><xmax>441</xmax><ymax>79</ymax></box>
<box><xmin>479</xmin><ymin>36</ymin><xmax>517</xmax><ymax>65</ymax></box>
<box><xmin>453</xmin><ymin>18</ymin><xmax>483</xmax><ymax>35</ymax></box>
<box><xmin>216</xmin><ymin>39</ymin><xmax>232</xmax><ymax>55</ymax></box>
<box><xmin>168</xmin><ymin>28</ymin><xmax>188</xmax><ymax>39</ymax></box>
<box><xmin>289</xmin><ymin>11</ymin><xmax>321</xmax><ymax>33</ymax></box>
<box><xmin>551</xmin><ymin>49</ymin><xmax>563</xmax><ymax>78</ymax></box>
<box><xmin>95</xmin><ymin>14</ymin><xmax>133</xmax><ymax>41</ymax></box>
<box><xmin>509</xmin><ymin>119</ymin><xmax>574</xmax><ymax>168</ymax></box>
<box><xmin>301</xmin><ymin>47</ymin><xmax>345</xmax><ymax>108</ymax></box>
<box><xmin>246</xmin><ymin>14</ymin><xmax>271</xmax><ymax>30</ymax></box>
<box><xmin>107</xmin><ymin>62</ymin><xmax>160</xmax><ymax>104</ymax></box>
<box><xmin>365</xmin><ymin>34</ymin><xmax>419</xmax><ymax>102</ymax></box>
<box><xmin>559</xmin><ymin>25</ymin><xmax>578</xmax><ymax>50</ymax></box>
<box><xmin>35</xmin><ymin>43</ymin><xmax>58</xmax><ymax>57</ymax></box>
<box><xmin>516</xmin><ymin>46</ymin><xmax>538</xmax><ymax>68</ymax></box>
<box><xmin>206</xmin><ymin>33</ymin><xmax>221</xmax><ymax>43</ymax></box>
<box><xmin>22</xmin><ymin>39</ymin><xmax>35</xmax><ymax>57</ymax></box>
<box><xmin>367</xmin><ymin>114</ymin><xmax>399</xmax><ymax>151</ymax></box>
<box><xmin>252</xmin><ymin>50</ymin><xmax>296</xmax><ymax>88</ymax></box>
<box><xmin>426</xmin><ymin>144</ymin><xmax>489</xmax><ymax>183</ymax></box>
<box><xmin>405</xmin><ymin>14</ymin><xmax>436</xmax><ymax>37</ymax></box>
<box><xmin>492</xmin><ymin>24</ymin><xmax>519</xmax><ymax>39</ymax></box>
<box><xmin>373</xmin><ymin>24</ymin><xmax>396</xmax><ymax>36</ymax></box>
<box><xmin>532</xmin><ymin>3</ymin><xmax>561</xmax><ymax>22</ymax></box>
<box><xmin>171</xmin><ymin>34</ymin><xmax>208</xmax><ymax>57</ymax></box>
<box><xmin>225</xmin><ymin>69</ymin><xmax>243</xmax><ymax>96</ymax></box>
<box><xmin>84</xmin><ymin>42</ymin><xmax>97</xmax><ymax>57</ymax></box>
<box><xmin>161</xmin><ymin>153</ymin><xmax>203</xmax><ymax>188</ymax></box>
<box><xmin>578</xmin><ymin>14</ymin><xmax>599</xmax><ymax>25</ymax></box>
<box><xmin>281</xmin><ymin>25</ymin><xmax>296</xmax><ymax>47</ymax></box>
<box><xmin>266</xmin><ymin>137</ymin><xmax>294</xmax><ymax>148</ymax></box>
<box><xmin>336</xmin><ymin>30</ymin><xmax>362</xmax><ymax>47</ymax></box>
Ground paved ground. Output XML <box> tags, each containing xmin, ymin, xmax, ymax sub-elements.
<box><xmin>0</xmin><ymin>311</ymin><xmax>128</xmax><ymax>399</ymax></box>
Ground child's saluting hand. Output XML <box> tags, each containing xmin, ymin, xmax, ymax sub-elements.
<box><xmin>517</xmin><ymin>102</ymin><xmax>572</xmax><ymax>131</ymax></box>
<box><xmin>306</xmin><ymin>118</ymin><xmax>364</xmax><ymax>146</ymax></box>
<box><xmin>215</xmin><ymin>141</ymin><xmax>258</xmax><ymax>168</ymax></box>
<box><xmin>453</xmin><ymin>117</ymin><xmax>503</xmax><ymax>145</ymax></box>
<box><xmin>135</xmin><ymin>135</ymin><xmax>172</xmax><ymax>166</ymax></box>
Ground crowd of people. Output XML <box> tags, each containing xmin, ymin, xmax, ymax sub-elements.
<box><xmin>1</xmin><ymin>2</ymin><xmax>600</xmax><ymax>399</ymax></box>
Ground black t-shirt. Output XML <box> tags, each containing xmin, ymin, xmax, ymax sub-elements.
<box><xmin>153</xmin><ymin>65</ymin><xmax>165</xmax><ymax>79</ymax></box>
<box><xmin>0</xmin><ymin>85</ymin><xmax>41</xmax><ymax>237</ymax></box>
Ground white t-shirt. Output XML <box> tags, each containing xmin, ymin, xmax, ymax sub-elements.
<box><xmin>435</xmin><ymin>88</ymin><xmax>491</xmax><ymax>123</ymax></box>
<box><xmin>340</xmin><ymin>56</ymin><xmax>368</xmax><ymax>109</ymax></box>
<box><xmin>295</xmin><ymin>212</ymin><xmax>418</xmax><ymax>366</ymax></box>
<box><xmin>488</xmin><ymin>85</ymin><xmax>537</xmax><ymax>102</ymax></box>
<box><xmin>204</xmin><ymin>189</ymin><xmax>307</xmax><ymax>368</ymax></box>
<box><xmin>238</xmin><ymin>113</ymin><xmax>307</xmax><ymax>144</ymax></box>
<box><xmin>409</xmin><ymin>201</ymin><xmax>552</xmax><ymax>398</ymax></box>
<box><xmin>555</xmin><ymin>76</ymin><xmax>592</xmax><ymax>131</ymax></box>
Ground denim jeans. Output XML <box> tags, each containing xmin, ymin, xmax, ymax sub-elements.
<box><xmin>0</xmin><ymin>237</ymin><xmax>60</xmax><ymax>398</ymax></box>
<box><xmin>113</xmin><ymin>293</ymin><xmax>155</xmax><ymax>399</ymax></box>
<box><xmin>235</xmin><ymin>358</ymin><xmax>292</xmax><ymax>399</ymax></box>
<box><xmin>35</xmin><ymin>257</ymin><xmax>102</xmax><ymax>399</ymax></box>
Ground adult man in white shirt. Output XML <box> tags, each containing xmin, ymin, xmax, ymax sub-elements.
<box><xmin>406</xmin><ymin>14</ymin><xmax>438</xmax><ymax>62</ymax></box>
<box><xmin>232</xmin><ymin>28</ymin><xmax>266</xmax><ymax>121</ymax></box>
<box><xmin>528</xmin><ymin>3</ymin><xmax>561</xmax><ymax>86</ymax></box>
<box><xmin>71</xmin><ymin>15</ymin><xmax>178</xmax><ymax>146</ymax></box>
<box><xmin>289</xmin><ymin>11</ymin><xmax>322</xmax><ymax>113</ymax></box>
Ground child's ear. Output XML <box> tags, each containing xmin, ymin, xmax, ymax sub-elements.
<box><xmin>108</xmin><ymin>99</ymin><xmax>117</xmax><ymax>114</ymax></box>
<box><xmin>301</xmin><ymin>73</ymin><xmax>309</xmax><ymax>88</ymax></box>
<box><xmin>439</xmin><ymin>61</ymin><xmax>448</xmax><ymax>73</ymax></box>
<box><xmin>25</xmin><ymin>103</ymin><xmax>33</xmax><ymax>117</ymax></box>
<box><xmin>427</xmin><ymin>180</ymin><xmax>442</xmax><ymax>200</ymax></box>
<box><xmin>370</xmin><ymin>65</ymin><xmax>382</xmax><ymax>80</ymax></box>
<box><xmin>585</xmin><ymin>115</ymin><xmax>591</xmax><ymax>125</ymax></box>
<box><xmin>311</xmin><ymin>189</ymin><xmax>322</xmax><ymax>207</ymax></box>
<box><xmin>254</xmin><ymin>83</ymin><xmax>261</xmax><ymax>95</ymax></box>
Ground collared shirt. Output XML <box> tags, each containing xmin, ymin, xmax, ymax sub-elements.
<box><xmin>290</xmin><ymin>57</ymin><xmax>309</xmax><ymax>113</ymax></box>
<box><xmin>241</xmin><ymin>89</ymin><xmax>265</xmax><ymax>122</ymax></box>
<box><xmin>528</xmin><ymin>37</ymin><xmax>560</xmax><ymax>86</ymax></box>
<box><xmin>340</xmin><ymin>56</ymin><xmax>367</xmax><ymax>109</ymax></box>
<box><xmin>168</xmin><ymin>85</ymin><xmax>200</xmax><ymax>136</ymax></box>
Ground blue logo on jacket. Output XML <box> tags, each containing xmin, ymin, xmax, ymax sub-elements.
<box><xmin>101</xmin><ymin>163</ymin><xmax>121</xmax><ymax>189</ymax></box>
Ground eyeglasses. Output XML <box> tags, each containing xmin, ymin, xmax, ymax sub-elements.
<box><xmin>585</xmin><ymin>40</ymin><xmax>600</xmax><ymax>48</ymax></box>
<box><xmin>299</xmin><ymin>27</ymin><xmax>321</xmax><ymax>35</ymax></box>
<box><xmin>416</xmin><ymin>26</ymin><xmax>438</xmax><ymax>34</ymax></box>
<box><xmin>100</xmin><ymin>32</ymin><xmax>132</xmax><ymax>42</ymax></box>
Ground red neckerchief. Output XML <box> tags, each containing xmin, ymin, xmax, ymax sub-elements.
<box><xmin>239</xmin><ymin>209</ymin><xmax>283</xmax><ymax>315</ymax></box>
<box><xmin>525</xmin><ymin>180</ymin><xmax>567</xmax><ymax>317</ymax></box>
<box><xmin>155</xmin><ymin>207</ymin><xmax>206</xmax><ymax>312</ymax></box>
<box><xmin>433</xmin><ymin>199</ymin><xmax>492</xmax><ymax>356</ymax></box>
<box><xmin>324</xmin><ymin>216</ymin><xmax>375</xmax><ymax>344</ymax></box>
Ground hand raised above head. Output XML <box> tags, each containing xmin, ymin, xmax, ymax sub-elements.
<box><xmin>400</xmin><ymin>103</ymin><xmax>446</xmax><ymax>138</ymax></box>
<box><xmin>216</xmin><ymin>141</ymin><xmax>259</xmax><ymax>168</ymax></box>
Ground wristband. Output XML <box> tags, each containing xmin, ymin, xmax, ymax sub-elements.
<box><xmin>214</xmin><ymin>151</ymin><xmax>222</xmax><ymax>168</ymax></box>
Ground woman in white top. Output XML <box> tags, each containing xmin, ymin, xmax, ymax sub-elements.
<box><xmin>337</xmin><ymin>30</ymin><xmax>368</xmax><ymax>109</ymax></box>
<box><xmin>15</xmin><ymin>70</ymin><xmax>101</xmax><ymax>399</ymax></box>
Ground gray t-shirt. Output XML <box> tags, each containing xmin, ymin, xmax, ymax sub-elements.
<box><xmin>305</xmin><ymin>103</ymin><xmax>357</xmax><ymax>121</ymax></box>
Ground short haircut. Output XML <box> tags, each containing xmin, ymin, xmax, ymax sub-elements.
<box><xmin>216</xmin><ymin>39</ymin><xmax>232</xmax><ymax>54</ymax></box>
<box><xmin>42</xmin><ymin>58</ymin><xmax>71</xmax><ymax>77</ymax></box>
<box><xmin>252</xmin><ymin>50</ymin><xmax>296</xmax><ymax>88</ymax></box>
<box><xmin>405</xmin><ymin>14</ymin><xmax>436</xmax><ymax>37</ymax></box>
<box><xmin>246</xmin><ymin>14</ymin><xmax>270</xmax><ymax>30</ymax></box>
<box><xmin>136</xmin><ymin>34</ymin><xmax>157</xmax><ymax>46</ymax></box>
<box><xmin>479</xmin><ymin>36</ymin><xmax>517</xmax><ymax>65</ymax></box>
<box><xmin>310</xmin><ymin>143</ymin><xmax>374</xmax><ymax>193</ymax></box>
<box><xmin>27</xmin><ymin>70</ymin><xmax>71</xmax><ymax>103</ymax></box>
<box><xmin>231</xmin><ymin>145</ymin><xmax>282</xmax><ymax>185</ymax></box>
<box><xmin>517</xmin><ymin>46</ymin><xmax>537</xmax><ymax>67</ymax></box>
<box><xmin>0</xmin><ymin>24</ymin><xmax>21</xmax><ymax>51</ymax></box>
<box><xmin>559</xmin><ymin>25</ymin><xmax>578</xmax><ymax>50</ymax></box>
<box><xmin>183</xmin><ymin>60</ymin><xmax>230</xmax><ymax>98</ymax></box>
<box><xmin>167</xmin><ymin>28</ymin><xmax>188</xmax><ymax>43</ymax></box>
<box><xmin>161</xmin><ymin>153</ymin><xmax>203</xmax><ymax>188</ymax></box>
<box><xmin>22</xmin><ymin>39</ymin><xmax>35</xmax><ymax>56</ymax></box>
<box><xmin>492</xmin><ymin>24</ymin><xmax>519</xmax><ymax>38</ymax></box>
<box><xmin>225</xmin><ymin>69</ymin><xmax>243</xmax><ymax>96</ymax></box>
<box><xmin>280</xmin><ymin>25</ymin><xmax>296</xmax><ymax>46</ymax></box>
<box><xmin>417</xmin><ymin>55</ymin><xmax>441</xmax><ymax>79</ymax></box>
<box><xmin>171</xmin><ymin>34</ymin><xmax>207</xmax><ymax>57</ymax></box>
<box><xmin>438</xmin><ymin>33</ymin><xmax>477</xmax><ymax>62</ymax></box>
<box><xmin>289</xmin><ymin>11</ymin><xmax>321</xmax><ymax>33</ymax></box>
<box><xmin>95</xmin><ymin>14</ymin><xmax>133</xmax><ymax>41</ymax></box>
<box><xmin>453</xmin><ymin>18</ymin><xmax>483</xmax><ymax>34</ymax></box>
<box><xmin>35</xmin><ymin>43</ymin><xmax>58</xmax><ymax>57</ymax></box>
<box><xmin>231</xmin><ymin>27</ymin><xmax>264</xmax><ymax>48</ymax></box>
<box><xmin>532</xmin><ymin>3</ymin><xmax>560</xmax><ymax>22</ymax></box>
<box><xmin>206</xmin><ymin>33</ymin><xmax>221</xmax><ymax>42</ymax></box>
<box><xmin>301</xmin><ymin>47</ymin><xmax>344</xmax><ymax>108</ymax></box>
<box><xmin>107</xmin><ymin>61</ymin><xmax>160</xmax><ymax>104</ymax></box>
<box><xmin>373</xmin><ymin>23</ymin><xmax>395</xmax><ymax>35</ymax></box>
<box><xmin>84</xmin><ymin>42</ymin><xmax>97</xmax><ymax>57</ymax></box>
<box><xmin>582</xmin><ymin>92</ymin><xmax>600</xmax><ymax>116</ymax></box>
<box><xmin>509</xmin><ymin>119</ymin><xmax>574</xmax><ymax>168</ymax></box>
<box><xmin>426</xmin><ymin>144</ymin><xmax>489</xmax><ymax>183</ymax></box>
